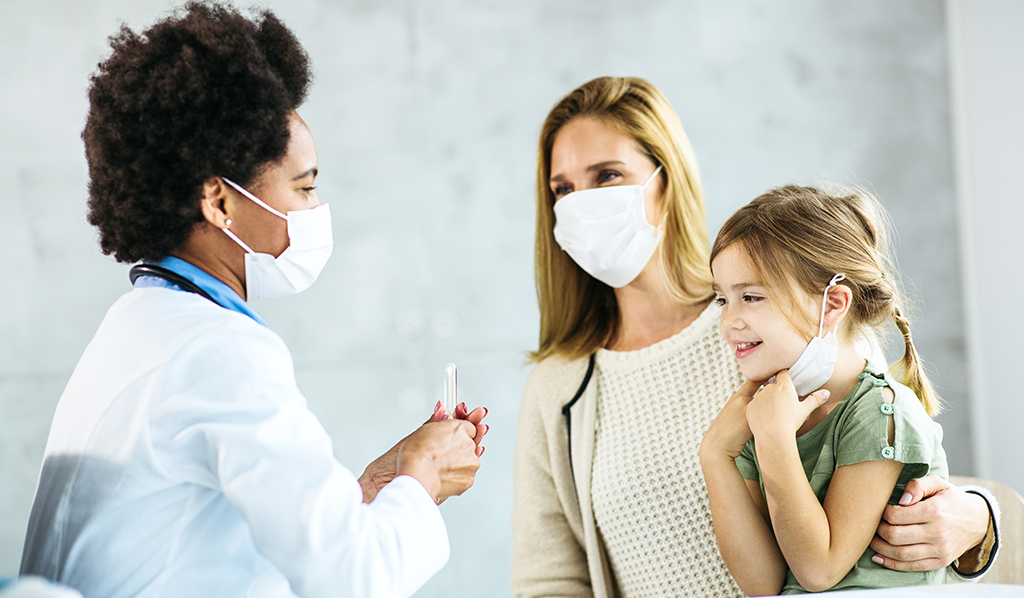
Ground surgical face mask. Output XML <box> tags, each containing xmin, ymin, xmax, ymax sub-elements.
<box><xmin>221</xmin><ymin>177</ymin><xmax>333</xmax><ymax>302</ymax></box>
<box><xmin>787</xmin><ymin>273</ymin><xmax>846</xmax><ymax>396</ymax></box>
<box><xmin>552</xmin><ymin>165</ymin><xmax>663</xmax><ymax>288</ymax></box>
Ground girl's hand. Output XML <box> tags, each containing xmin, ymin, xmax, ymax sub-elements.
<box><xmin>747</xmin><ymin>369</ymin><xmax>829</xmax><ymax>440</ymax></box>
<box><xmin>701</xmin><ymin>379</ymin><xmax>761</xmax><ymax>461</ymax></box>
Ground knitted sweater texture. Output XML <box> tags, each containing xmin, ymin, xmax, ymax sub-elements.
<box><xmin>512</xmin><ymin>303</ymin><xmax>747</xmax><ymax>598</ymax></box>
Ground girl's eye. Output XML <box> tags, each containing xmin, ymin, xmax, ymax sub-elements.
<box><xmin>742</xmin><ymin>294</ymin><xmax>764</xmax><ymax>304</ymax></box>
<box><xmin>713</xmin><ymin>296</ymin><xmax>726</xmax><ymax>306</ymax></box>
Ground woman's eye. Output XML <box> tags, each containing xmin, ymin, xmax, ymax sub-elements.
<box><xmin>553</xmin><ymin>184</ymin><xmax>573</xmax><ymax>198</ymax></box>
<box><xmin>302</xmin><ymin>186</ymin><xmax>316</xmax><ymax>195</ymax></box>
<box><xmin>596</xmin><ymin>170</ymin><xmax>620</xmax><ymax>184</ymax></box>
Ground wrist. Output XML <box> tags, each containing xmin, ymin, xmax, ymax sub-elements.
<box><xmin>952</xmin><ymin>486</ymin><xmax>1001</xmax><ymax>578</ymax></box>
<box><xmin>397</xmin><ymin>451</ymin><xmax>442</xmax><ymax>503</ymax></box>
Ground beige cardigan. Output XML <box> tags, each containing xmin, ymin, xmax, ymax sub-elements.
<box><xmin>509</xmin><ymin>340</ymin><xmax>999</xmax><ymax>598</ymax></box>
<box><xmin>511</xmin><ymin>353</ymin><xmax>614</xmax><ymax>598</ymax></box>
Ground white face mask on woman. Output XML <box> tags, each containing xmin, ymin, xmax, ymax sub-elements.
<box><xmin>221</xmin><ymin>177</ymin><xmax>333</xmax><ymax>302</ymax></box>
<box><xmin>786</xmin><ymin>273</ymin><xmax>847</xmax><ymax>396</ymax></box>
<box><xmin>552</xmin><ymin>165</ymin><xmax>663</xmax><ymax>288</ymax></box>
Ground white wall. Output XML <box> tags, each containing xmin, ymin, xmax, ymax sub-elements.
<box><xmin>0</xmin><ymin>0</ymin><xmax>992</xmax><ymax>593</ymax></box>
<box><xmin>947</xmin><ymin>0</ymin><xmax>1024</xmax><ymax>493</ymax></box>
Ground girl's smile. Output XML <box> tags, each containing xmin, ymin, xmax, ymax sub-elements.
<box><xmin>711</xmin><ymin>245</ymin><xmax>815</xmax><ymax>383</ymax></box>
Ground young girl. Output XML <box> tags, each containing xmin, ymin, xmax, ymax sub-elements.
<box><xmin>700</xmin><ymin>184</ymin><xmax>948</xmax><ymax>595</ymax></box>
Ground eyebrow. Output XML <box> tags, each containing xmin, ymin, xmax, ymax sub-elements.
<box><xmin>712</xmin><ymin>282</ymin><xmax>762</xmax><ymax>293</ymax></box>
<box><xmin>549</xmin><ymin>160</ymin><xmax>628</xmax><ymax>184</ymax></box>
<box><xmin>291</xmin><ymin>167</ymin><xmax>318</xmax><ymax>181</ymax></box>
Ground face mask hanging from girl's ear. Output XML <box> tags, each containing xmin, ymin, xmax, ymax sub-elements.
<box><xmin>786</xmin><ymin>273</ymin><xmax>846</xmax><ymax>396</ymax></box>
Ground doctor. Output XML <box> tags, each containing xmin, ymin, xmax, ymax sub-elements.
<box><xmin>19</xmin><ymin>3</ymin><xmax>487</xmax><ymax>598</ymax></box>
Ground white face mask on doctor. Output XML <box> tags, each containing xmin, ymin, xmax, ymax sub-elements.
<box><xmin>221</xmin><ymin>177</ymin><xmax>334</xmax><ymax>302</ymax></box>
<box><xmin>552</xmin><ymin>165</ymin><xmax>663</xmax><ymax>288</ymax></box>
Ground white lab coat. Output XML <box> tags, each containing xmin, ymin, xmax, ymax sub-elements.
<box><xmin>20</xmin><ymin>287</ymin><xmax>449</xmax><ymax>598</ymax></box>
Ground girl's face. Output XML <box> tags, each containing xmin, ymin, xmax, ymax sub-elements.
<box><xmin>711</xmin><ymin>244</ymin><xmax>817</xmax><ymax>383</ymax></box>
<box><xmin>549</xmin><ymin>116</ymin><xmax>664</xmax><ymax>224</ymax></box>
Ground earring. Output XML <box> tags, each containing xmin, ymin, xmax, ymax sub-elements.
<box><xmin>225</xmin><ymin>219</ymin><xmax>233</xmax><ymax>227</ymax></box>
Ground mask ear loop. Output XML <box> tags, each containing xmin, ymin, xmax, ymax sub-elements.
<box><xmin>818</xmin><ymin>273</ymin><xmax>847</xmax><ymax>337</ymax></box>
<box><xmin>222</xmin><ymin>177</ymin><xmax>288</xmax><ymax>219</ymax></box>
<box><xmin>641</xmin><ymin>165</ymin><xmax>664</xmax><ymax>189</ymax></box>
<box><xmin>220</xmin><ymin>176</ymin><xmax>290</xmax><ymax>255</ymax></box>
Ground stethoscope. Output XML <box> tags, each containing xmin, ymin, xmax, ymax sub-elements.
<box><xmin>129</xmin><ymin>264</ymin><xmax>218</xmax><ymax>305</ymax></box>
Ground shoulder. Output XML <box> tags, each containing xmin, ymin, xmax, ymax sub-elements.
<box><xmin>120</xmin><ymin>288</ymin><xmax>292</xmax><ymax>380</ymax></box>
<box><xmin>520</xmin><ymin>353</ymin><xmax>592</xmax><ymax>418</ymax></box>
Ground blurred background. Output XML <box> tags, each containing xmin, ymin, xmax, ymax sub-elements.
<box><xmin>1</xmin><ymin>0</ymin><xmax>1020</xmax><ymax>595</ymax></box>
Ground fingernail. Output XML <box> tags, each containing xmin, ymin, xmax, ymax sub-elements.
<box><xmin>484</xmin><ymin>424</ymin><xmax>490</xmax><ymax>434</ymax></box>
<box><xmin>439</xmin><ymin>414</ymin><xmax>448</xmax><ymax>421</ymax></box>
<box><xmin>819</xmin><ymin>389</ymin><xmax>830</xmax><ymax>401</ymax></box>
<box><xmin>434</xmin><ymin>401</ymin><xmax>441</xmax><ymax>413</ymax></box>
<box><xmin>872</xmin><ymin>555</ymin><xmax>884</xmax><ymax>565</ymax></box>
<box><xmin>899</xmin><ymin>492</ymin><xmax>912</xmax><ymax>506</ymax></box>
<box><xmin>483</xmin><ymin>407</ymin><xmax>489</xmax><ymax>416</ymax></box>
<box><xmin>479</xmin><ymin>446</ymin><xmax>485</xmax><ymax>456</ymax></box>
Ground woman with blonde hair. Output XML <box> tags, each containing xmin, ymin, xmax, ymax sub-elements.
<box><xmin>511</xmin><ymin>76</ymin><xmax>998</xmax><ymax>598</ymax></box>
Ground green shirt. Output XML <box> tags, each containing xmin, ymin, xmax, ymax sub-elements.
<box><xmin>736</xmin><ymin>365</ymin><xmax>947</xmax><ymax>593</ymax></box>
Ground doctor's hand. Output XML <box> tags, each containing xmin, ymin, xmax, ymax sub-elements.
<box><xmin>358</xmin><ymin>402</ymin><xmax>488</xmax><ymax>503</ymax></box>
<box><xmin>396</xmin><ymin>418</ymin><xmax>481</xmax><ymax>504</ymax></box>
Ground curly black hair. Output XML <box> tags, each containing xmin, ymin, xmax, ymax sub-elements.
<box><xmin>84</xmin><ymin>1</ymin><xmax>312</xmax><ymax>263</ymax></box>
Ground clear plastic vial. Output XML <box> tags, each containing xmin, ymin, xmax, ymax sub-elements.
<box><xmin>443</xmin><ymin>363</ymin><xmax>457</xmax><ymax>417</ymax></box>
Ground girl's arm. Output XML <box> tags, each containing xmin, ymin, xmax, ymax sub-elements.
<box><xmin>748</xmin><ymin>370</ymin><xmax>903</xmax><ymax>592</ymax></box>
<box><xmin>700</xmin><ymin>381</ymin><xmax>788</xmax><ymax>596</ymax></box>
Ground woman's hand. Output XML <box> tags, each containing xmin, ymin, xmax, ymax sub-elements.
<box><xmin>701</xmin><ymin>379</ymin><xmax>760</xmax><ymax>462</ymax></box>
<box><xmin>359</xmin><ymin>401</ymin><xmax>488</xmax><ymax>503</ymax></box>
<box><xmin>870</xmin><ymin>476</ymin><xmax>991</xmax><ymax>572</ymax></box>
<box><xmin>396</xmin><ymin>417</ymin><xmax>481</xmax><ymax>504</ymax></box>
<box><xmin>746</xmin><ymin>370</ymin><xmax>829</xmax><ymax>441</ymax></box>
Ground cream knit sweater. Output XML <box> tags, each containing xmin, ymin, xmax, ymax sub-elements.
<box><xmin>511</xmin><ymin>303</ymin><xmax>747</xmax><ymax>598</ymax></box>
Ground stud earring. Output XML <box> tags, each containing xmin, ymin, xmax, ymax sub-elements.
<box><xmin>225</xmin><ymin>219</ymin><xmax>233</xmax><ymax>227</ymax></box>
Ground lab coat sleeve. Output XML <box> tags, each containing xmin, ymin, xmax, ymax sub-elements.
<box><xmin>149</xmin><ymin>320</ymin><xmax>449</xmax><ymax>598</ymax></box>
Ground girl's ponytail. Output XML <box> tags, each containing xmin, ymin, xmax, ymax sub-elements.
<box><xmin>711</xmin><ymin>183</ymin><xmax>943</xmax><ymax>418</ymax></box>
<box><xmin>890</xmin><ymin>305</ymin><xmax>941</xmax><ymax>417</ymax></box>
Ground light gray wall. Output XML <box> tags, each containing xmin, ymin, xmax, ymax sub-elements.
<box><xmin>0</xmin><ymin>0</ymin><xmax>992</xmax><ymax>593</ymax></box>
<box><xmin>947</xmin><ymin>0</ymin><xmax>1024</xmax><ymax>494</ymax></box>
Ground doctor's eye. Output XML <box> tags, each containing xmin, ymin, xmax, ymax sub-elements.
<box><xmin>302</xmin><ymin>186</ymin><xmax>317</xmax><ymax>195</ymax></box>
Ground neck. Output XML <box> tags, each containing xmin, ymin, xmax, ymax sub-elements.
<box><xmin>608</xmin><ymin>263</ymin><xmax>709</xmax><ymax>352</ymax></box>
<box><xmin>797</xmin><ymin>341</ymin><xmax>866</xmax><ymax>435</ymax></box>
<box><xmin>173</xmin><ymin>226</ymin><xmax>248</xmax><ymax>301</ymax></box>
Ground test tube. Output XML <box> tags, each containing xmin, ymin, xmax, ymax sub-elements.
<box><xmin>443</xmin><ymin>363</ymin><xmax>457</xmax><ymax>418</ymax></box>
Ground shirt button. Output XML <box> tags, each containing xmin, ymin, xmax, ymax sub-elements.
<box><xmin>882</xmin><ymin>446</ymin><xmax>895</xmax><ymax>459</ymax></box>
<box><xmin>873</xmin><ymin>379</ymin><xmax>887</xmax><ymax>387</ymax></box>
<box><xmin>880</xmin><ymin>403</ymin><xmax>894</xmax><ymax>415</ymax></box>
<box><xmin>858</xmin><ymin>373</ymin><xmax>868</xmax><ymax>380</ymax></box>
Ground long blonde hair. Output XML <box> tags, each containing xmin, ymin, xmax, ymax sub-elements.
<box><xmin>710</xmin><ymin>184</ymin><xmax>941</xmax><ymax>416</ymax></box>
<box><xmin>531</xmin><ymin>77</ymin><xmax>712</xmax><ymax>362</ymax></box>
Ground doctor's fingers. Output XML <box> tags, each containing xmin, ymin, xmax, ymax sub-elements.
<box><xmin>456</xmin><ymin>404</ymin><xmax>489</xmax><ymax>425</ymax></box>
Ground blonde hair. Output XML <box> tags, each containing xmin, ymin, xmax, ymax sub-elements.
<box><xmin>710</xmin><ymin>184</ymin><xmax>941</xmax><ymax>416</ymax></box>
<box><xmin>531</xmin><ymin>76</ymin><xmax>713</xmax><ymax>362</ymax></box>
